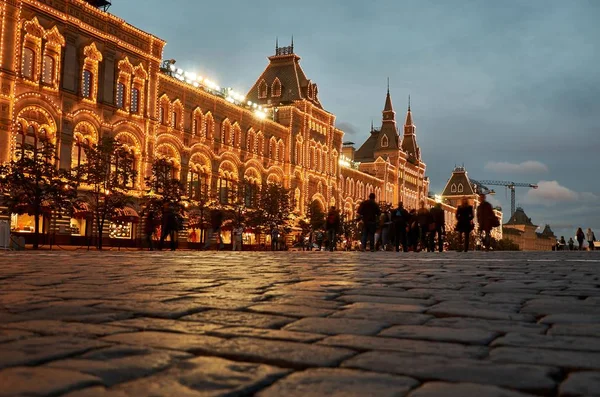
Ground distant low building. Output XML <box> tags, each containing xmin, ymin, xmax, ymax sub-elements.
<box><xmin>502</xmin><ymin>208</ymin><xmax>555</xmax><ymax>251</ymax></box>
<box><xmin>440</xmin><ymin>167</ymin><xmax>503</xmax><ymax>241</ymax></box>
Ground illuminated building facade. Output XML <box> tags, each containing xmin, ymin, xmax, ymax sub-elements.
<box><xmin>0</xmin><ymin>0</ymin><xmax>435</xmax><ymax>246</ymax></box>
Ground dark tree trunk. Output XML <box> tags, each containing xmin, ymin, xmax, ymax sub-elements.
<box><xmin>33</xmin><ymin>208</ymin><xmax>40</xmax><ymax>250</ymax></box>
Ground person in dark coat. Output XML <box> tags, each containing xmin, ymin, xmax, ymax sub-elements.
<box><xmin>576</xmin><ymin>228</ymin><xmax>585</xmax><ymax>250</ymax></box>
<box><xmin>456</xmin><ymin>198</ymin><xmax>474</xmax><ymax>252</ymax></box>
<box><xmin>204</xmin><ymin>209</ymin><xmax>224</xmax><ymax>250</ymax></box>
<box><xmin>417</xmin><ymin>202</ymin><xmax>432</xmax><ymax>252</ymax></box>
<box><xmin>357</xmin><ymin>193</ymin><xmax>381</xmax><ymax>252</ymax></box>
<box><xmin>476</xmin><ymin>194</ymin><xmax>498</xmax><ymax>251</ymax></box>
<box><xmin>429</xmin><ymin>203</ymin><xmax>445</xmax><ymax>252</ymax></box>
<box><xmin>144</xmin><ymin>210</ymin><xmax>156</xmax><ymax>251</ymax></box>
<box><xmin>160</xmin><ymin>204</ymin><xmax>178</xmax><ymax>251</ymax></box>
<box><xmin>325</xmin><ymin>206</ymin><xmax>341</xmax><ymax>251</ymax></box>
<box><xmin>392</xmin><ymin>202</ymin><xmax>408</xmax><ymax>252</ymax></box>
<box><xmin>407</xmin><ymin>209</ymin><xmax>420</xmax><ymax>252</ymax></box>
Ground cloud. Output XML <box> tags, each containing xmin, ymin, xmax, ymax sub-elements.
<box><xmin>336</xmin><ymin>121</ymin><xmax>360</xmax><ymax>137</ymax></box>
<box><xmin>523</xmin><ymin>180</ymin><xmax>578</xmax><ymax>205</ymax></box>
<box><xmin>485</xmin><ymin>161</ymin><xmax>548</xmax><ymax>174</ymax></box>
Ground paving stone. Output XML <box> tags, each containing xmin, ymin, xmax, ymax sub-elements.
<box><xmin>491</xmin><ymin>347</ymin><xmax>600</xmax><ymax>370</ymax></box>
<box><xmin>284</xmin><ymin>317</ymin><xmax>388</xmax><ymax>336</ymax></box>
<box><xmin>0</xmin><ymin>329</ymin><xmax>35</xmax><ymax>343</ymax></box>
<box><xmin>0</xmin><ymin>336</ymin><xmax>110</xmax><ymax>369</ymax></box>
<box><xmin>539</xmin><ymin>314</ymin><xmax>600</xmax><ymax>325</ymax></box>
<box><xmin>47</xmin><ymin>345</ymin><xmax>191</xmax><ymax>386</ymax></box>
<box><xmin>213</xmin><ymin>337</ymin><xmax>357</xmax><ymax>368</ymax></box>
<box><xmin>256</xmin><ymin>368</ymin><xmax>418</xmax><ymax>397</ymax></box>
<box><xmin>319</xmin><ymin>334</ymin><xmax>487</xmax><ymax>359</ymax></box>
<box><xmin>2</xmin><ymin>320</ymin><xmax>134</xmax><ymax>338</ymax></box>
<box><xmin>247</xmin><ymin>303</ymin><xmax>335</xmax><ymax>318</ymax></box>
<box><xmin>0</xmin><ymin>366</ymin><xmax>102</xmax><ymax>397</ymax></box>
<box><xmin>61</xmin><ymin>387</ymin><xmax>129</xmax><ymax>397</ymax></box>
<box><xmin>101</xmin><ymin>331</ymin><xmax>224</xmax><ymax>353</ymax></box>
<box><xmin>427</xmin><ymin>301</ymin><xmax>534</xmax><ymax>321</ymax></box>
<box><xmin>181</xmin><ymin>309</ymin><xmax>296</xmax><ymax>328</ymax></box>
<box><xmin>209</xmin><ymin>326</ymin><xmax>326</xmax><ymax>343</ymax></box>
<box><xmin>342</xmin><ymin>351</ymin><xmax>558</xmax><ymax>393</ymax></box>
<box><xmin>331</xmin><ymin>308</ymin><xmax>432</xmax><ymax>325</ymax></box>
<box><xmin>549</xmin><ymin>324</ymin><xmax>600</xmax><ymax>337</ymax></box>
<box><xmin>341</xmin><ymin>302</ymin><xmax>427</xmax><ymax>313</ymax></box>
<box><xmin>407</xmin><ymin>381</ymin><xmax>537</xmax><ymax>397</ymax></box>
<box><xmin>426</xmin><ymin>317</ymin><xmax>547</xmax><ymax>334</ymax></box>
<box><xmin>379</xmin><ymin>325</ymin><xmax>499</xmax><ymax>345</ymax></box>
<box><xmin>269</xmin><ymin>296</ymin><xmax>343</xmax><ymax>309</ymax></box>
<box><xmin>492</xmin><ymin>332</ymin><xmax>600</xmax><ymax>352</ymax></box>
<box><xmin>559</xmin><ymin>371</ymin><xmax>600</xmax><ymax>396</ymax></box>
<box><xmin>337</xmin><ymin>294</ymin><xmax>436</xmax><ymax>306</ymax></box>
<box><xmin>107</xmin><ymin>317</ymin><xmax>223</xmax><ymax>334</ymax></box>
<box><xmin>65</xmin><ymin>356</ymin><xmax>289</xmax><ymax>397</ymax></box>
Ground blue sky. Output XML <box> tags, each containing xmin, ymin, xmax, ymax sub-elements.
<box><xmin>112</xmin><ymin>0</ymin><xmax>599</xmax><ymax>239</ymax></box>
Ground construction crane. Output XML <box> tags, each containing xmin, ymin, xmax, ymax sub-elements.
<box><xmin>471</xmin><ymin>180</ymin><xmax>538</xmax><ymax>217</ymax></box>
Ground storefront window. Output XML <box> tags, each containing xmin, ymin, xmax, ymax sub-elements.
<box><xmin>10</xmin><ymin>213</ymin><xmax>47</xmax><ymax>233</ymax></box>
<box><xmin>109</xmin><ymin>220</ymin><xmax>133</xmax><ymax>239</ymax></box>
<box><xmin>70</xmin><ymin>218</ymin><xmax>87</xmax><ymax>236</ymax></box>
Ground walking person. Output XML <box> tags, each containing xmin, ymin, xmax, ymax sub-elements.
<box><xmin>326</xmin><ymin>206</ymin><xmax>340</xmax><ymax>251</ymax></box>
<box><xmin>392</xmin><ymin>202</ymin><xmax>408</xmax><ymax>252</ymax></box>
<box><xmin>576</xmin><ymin>228</ymin><xmax>585</xmax><ymax>251</ymax></box>
<box><xmin>159</xmin><ymin>204</ymin><xmax>178</xmax><ymax>251</ymax></box>
<box><xmin>568</xmin><ymin>237</ymin><xmax>575</xmax><ymax>251</ymax></box>
<box><xmin>144</xmin><ymin>210</ymin><xmax>156</xmax><ymax>251</ymax></box>
<box><xmin>357</xmin><ymin>193</ymin><xmax>381</xmax><ymax>252</ymax></box>
<box><xmin>204</xmin><ymin>209</ymin><xmax>224</xmax><ymax>250</ymax></box>
<box><xmin>417</xmin><ymin>202</ymin><xmax>432</xmax><ymax>252</ymax></box>
<box><xmin>407</xmin><ymin>209</ymin><xmax>420</xmax><ymax>252</ymax></box>
<box><xmin>477</xmin><ymin>194</ymin><xmax>499</xmax><ymax>251</ymax></box>
<box><xmin>587</xmin><ymin>228</ymin><xmax>595</xmax><ymax>251</ymax></box>
<box><xmin>271</xmin><ymin>226</ymin><xmax>279</xmax><ymax>251</ymax></box>
<box><xmin>429</xmin><ymin>203</ymin><xmax>445</xmax><ymax>252</ymax></box>
<box><xmin>380</xmin><ymin>207</ymin><xmax>392</xmax><ymax>251</ymax></box>
<box><xmin>315</xmin><ymin>229</ymin><xmax>324</xmax><ymax>251</ymax></box>
<box><xmin>456</xmin><ymin>198</ymin><xmax>474</xmax><ymax>252</ymax></box>
<box><xmin>232</xmin><ymin>224</ymin><xmax>243</xmax><ymax>251</ymax></box>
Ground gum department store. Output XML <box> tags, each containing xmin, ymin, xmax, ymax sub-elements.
<box><xmin>0</xmin><ymin>0</ymin><xmax>501</xmax><ymax>248</ymax></box>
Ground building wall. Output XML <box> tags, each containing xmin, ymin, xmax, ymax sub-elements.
<box><xmin>503</xmin><ymin>225</ymin><xmax>554</xmax><ymax>251</ymax></box>
<box><xmin>1</xmin><ymin>0</ymin><xmax>435</xmax><ymax>243</ymax></box>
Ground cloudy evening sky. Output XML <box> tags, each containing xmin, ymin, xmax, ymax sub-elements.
<box><xmin>113</xmin><ymin>0</ymin><xmax>599</xmax><ymax>239</ymax></box>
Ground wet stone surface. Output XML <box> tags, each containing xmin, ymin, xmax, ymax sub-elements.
<box><xmin>1</xmin><ymin>251</ymin><xmax>600</xmax><ymax>396</ymax></box>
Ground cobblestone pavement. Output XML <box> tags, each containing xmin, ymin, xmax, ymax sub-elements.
<box><xmin>1</xmin><ymin>251</ymin><xmax>600</xmax><ymax>396</ymax></box>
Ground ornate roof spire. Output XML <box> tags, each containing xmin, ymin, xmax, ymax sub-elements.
<box><xmin>387</xmin><ymin>77</ymin><xmax>390</xmax><ymax>95</ymax></box>
<box><xmin>383</xmin><ymin>82</ymin><xmax>394</xmax><ymax>115</ymax></box>
<box><xmin>405</xmin><ymin>95</ymin><xmax>413</xmax><ymax>126</ymax></box>
<box><xmin>408</xmin><ymin>94</ymin><xmax>411</xmax><ymax>111</ymax></box>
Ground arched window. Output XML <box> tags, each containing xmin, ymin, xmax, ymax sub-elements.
<box><xmin>172</xmin><ymin>101</ymin><xmax>183</xmax><ymax>130</ymax></box>
<box><xmin>221</xmin><ymin>120</ymin><xmax>231</xmax><ymax>146</ymax></box>
<box><xmin>451</xmin><ymin>184</ymin><xmax>457</xmax><ymax>193</ymax></box>
<box><xmin>22</xmin><ymin>48</ymin><xmax>35</xmax><ymax>79</ymax></box>
<box><xmin>188</xmin><ymin>166</ymin><xmax>209</xmax><ymax>200</ymax></box>
<box><xmin>258</xmin><ymin>80</ymin><xmax>268</xmax><ymax>99</ymax></box>
<box><xmin>41</xmin><ymin>55</ymin><xmax>54</xmax><ymax>85</ymax></box>
<box><xmin>205</xmin><ymin>113</ymin><xmax>214</xmax><ymax>140</ymax></box>
<box><xmin>458</xmin><ymin>183</ymin><xmax>464</xmax><ymax>193</ymax></box>
<box><xmin>246</xmin><ymin>129</ymin><xmax>255</xmax><ymax>153</ymax></box>
<box><xmin>82</xmin><ymin>70</ymin><xmax>93</xmax><ymax>99</ymax></box>
<box><xmin>271</xmin><ymin>78</ymin><xmax>282</xmax><ymax>97</ymax></box>
<box><xmin>278</xmin><ymin>140</ymin><xmax>285</xmax><ymax>162</ymax></box>
<box><xmin>116</xmin><ymin>82</ymin><xmax>125</xmax><ymax>109</ymax></box>
<box><xmin>130</xmin><ymin>88</ymin><xmax>140</xmax><ymax>114</ymax></box>
<box><xmin>232</xmin><ymin>124</ymin><xmax>241</xmax><ymax>148</ymax></box>
<box><xmin>269</xmin><ymin>138</ymin><xmax>277</xmax><ymax>159</ymax></box>
<box><xmin>381</xmin><ymin>135</ymin><xmax>389</xmax><ymax>148</ymax></box>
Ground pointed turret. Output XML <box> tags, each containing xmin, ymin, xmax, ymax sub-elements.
<box><xmin>401</xmin><ymin>96</ymin><xmax>419</xmax><ymax>160</ymax></box>
<box><xmin>382</xmin><ymin>81</ymin><xmax>395</xmax><ymax>123</ymax></box>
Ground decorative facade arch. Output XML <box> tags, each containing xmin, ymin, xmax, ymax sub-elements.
<box><xmin>271</xmin><ymin>77</ymin><xmax>282</xmax><ymax>97</ymax></box>
<box><xmin>21</xmin><ymin>17</ymin><xmax>45</xmax><ymax>82</ymax></box>
<box><xmin>71</xmin><ymin>121</ymin><xmax>97</xmax><ymax>169</ymax></box>
<box><xmin>158</xmin><ymin>94</ymin><xmax>170</xmax><ymax>125</ymax></box>
<box><xmin>381</xmin><ymin>135</ymin><xmax>389</xmax><ymax>148</ymax></box>
<box><xmin>266</xmin><ymin>166</ymin><xmax>285</xmax><ymax>186</ymax></box>
<box><xmin>256</xmin><ymin>131</ymin><xmax>264</xmax><ymax>155</ymax></box>
<box><xmin>81</xmin><ymin>43</ymin><xmax>103</xmax><ymax>102</ymax></box>
<box><xmin>244</xmin><ymin>167</ymin><xmax>262</xmax><ymax>185</ymax></box>
<box><xmin>14</xmin><ymin>106</ymin><xmax>57</xmax><ymax>158</ymax></box>
<box><xmin>42</xmin><ymin>26</ymin><xmax>65</xmax><ymax>89</ymax></box>
<box><xmin>172</xmin><ymin>99</ymin><xmax>183</xmax><ymax>130</ymax></box>
<box><xmin>277</xmin><ymin>139</ymin><xmax>285</xmax><ymax>162</ymax></box>
<box><xmin>131</xmin><ymin>64</ymin><xmax>147</xmax><ymax>115</ymax></box>
<box><xmin>204</xmin><ymin>112</ymin><xmax>214</xmax><ymax>140</ymax></box>
<box><xmin>217</xmin><ymin>160</ymin><xmax>238</xmax><ymax>204</ymax></box>
<box><xmin>311</xmin><ymin>193</ymin><xmax>326</xmax><ymax>213</ymax></box>
<box><xmin>155</xmin><ymin>142</ymin><xmax>181</xmax><ymax>179</ymax></box>
<box><xmin>232</xmin><ymin>123</ymin><xmax>241</xmax><ymax>148</ymax></box>
<box><xmin>258</xmin><ymin>79</ymin><xmax>268</xmax><ymax>99</ymax></box>
<box><xmin>458</xmin><ymin>183</ymin><xmax>464</xmax><ymax>193</ymax></box>
<box><xmin>246</xmin><ymin>128</ymin><xmax>255</xmax><ymax>153</ymax></box>
<box><xmin>114</xmin><ymin>130</ymin><xmax>143</xmax><ymax>188</ymax></box>
<box><xmin>192</xmin><ymin>107</ymin><xmax>204</xmax><ymax>137</ymax></box>
<box><xmin>188</xmin><ymin>152</ymin><xmax>212</xmax><ymax>200</ymax></box>
<box><xmin>221</xmin><ymin>118</ymin><xmax>231</xmax><ymax>147</ymax></box>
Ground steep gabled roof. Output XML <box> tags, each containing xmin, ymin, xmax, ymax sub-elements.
<box><xmin>355</xmin><ymin>127</ymin><xmax>379</xmax><ymax>162</ymax></box>
<box><xmin>402</xmin><ymin>104</ymin><xmax>419</xmax><ymax>160</ymax></box>
<box><xmin>505</xmin><ymin>207</ymin><xmax>536</xmax><ymax>227</ymax></box>
<box><xmin>441</xmin><ymin>167</ymin><xmax>476</xmax><ymax>197</ymax></box>
<box><xmin>246</xmin><ymin>45</ymin><xmax>322</xmax><ymax>109</ymax></box>
<box><xmin>540</xmin><ymin>224</ymin><xmax>556</xmax><ymax>238</ymax></box>
<box><xmin>355</xmin><ymin>90</ymin><xmax>401</xmax><ymax>162</ymax></box>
